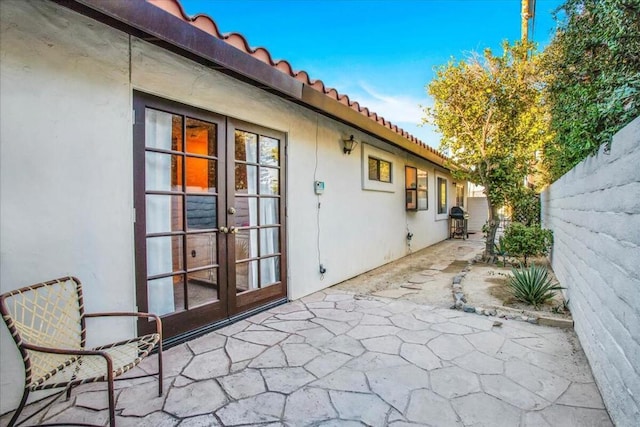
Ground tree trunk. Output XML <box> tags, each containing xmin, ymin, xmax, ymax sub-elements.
<box><xmin>483</xmin><ymin>200</ymin><xmax>500</xmax><ymax>263</ymax></box>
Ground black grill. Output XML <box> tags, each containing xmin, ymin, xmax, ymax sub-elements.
<box><xmin>450</xmin><ymin>206</ymin><xmax>469</xmax><ymax>220</ymax></box>
<box><xmin>449</xmin><ymin>206</ymin><xmax>469</xmax><ymax>239</ymax></box>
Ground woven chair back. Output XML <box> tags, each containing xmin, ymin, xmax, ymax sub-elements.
<box><xmin>0</xmin><ymin>277</ymin><xmax>85</xmax><ymax>387</ymax></box>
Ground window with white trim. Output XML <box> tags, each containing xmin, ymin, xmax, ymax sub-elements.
<box><xmin>437</xmin><ymin>176</ymin><xmax>448</xmax><ymax>214</ymax></box>
<box><xmin>362</xmin><ymin>143</ymin><xmax>395</xmax><ymax>192</ymax></box>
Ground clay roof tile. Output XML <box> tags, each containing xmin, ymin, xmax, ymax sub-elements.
<box><xmin>146</xmin><ymin>0</ymin><xmax>448</xmax><ymax>163</ymax></box>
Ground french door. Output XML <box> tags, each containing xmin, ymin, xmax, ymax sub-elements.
<box><xmin>133</xmin><ymin>92</ymin><xmax>286</xmax><ymax>338</ymax></box>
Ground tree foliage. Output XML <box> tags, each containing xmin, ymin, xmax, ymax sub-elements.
<box><xmin>542</xmin><ymin>0</ymin><xmax>640</xmax><ymax>180</ymax></box>
<box><xmin>509</xmin><ymin>187</ymin><xmax>540</xmax><ymax>226</ymax></box>
<box><xmin>424</xmin><ymin>41</ymin><xmax>550</xmax><ymax>259</ymax></box>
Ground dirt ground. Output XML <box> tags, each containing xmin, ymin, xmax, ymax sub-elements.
<box><xmin>333</xmin><ymin>233</ymin><xmax>571</xmax><ymax>319</ymax></box>
<box><xmin>334</xmin><ymin>234</ymin><xmax>484</xmax><ymax>307</ymax></box>
<box><xmin>464</xmin><ymin>256</ymin><xmax>570</xmax><ymax>318</ymax></box>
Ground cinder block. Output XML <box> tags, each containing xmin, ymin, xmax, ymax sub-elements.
<box><xmin>571</xmin><ymin>290</ymin><xmax>640</xmax><ymax>404</ymax></box>
<box><xmin>541</xmin><ymin>118</ymin><xmax>640</xmax><ymax>427</ymax></box>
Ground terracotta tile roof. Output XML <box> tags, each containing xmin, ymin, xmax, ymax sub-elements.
<box><xmin>147</xmin><ymin>0</ymin><xmax>447</xmax><ymax>162</ymax></box>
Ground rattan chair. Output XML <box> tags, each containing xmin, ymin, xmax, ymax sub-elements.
<box><xmin>0</xmin><ymin>276</ymin><xmax>163</xmax><ymax>427</ymax></box>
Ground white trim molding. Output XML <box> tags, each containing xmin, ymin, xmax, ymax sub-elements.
<box><xmin>434</xmin><ymin>171</ymin><xmax>449</xmax><ymax>221</ymax></box>
<box><xmin>361</xmin><ymin>143</ymin><xmax>395</xmax><ymax>192</ymax></box>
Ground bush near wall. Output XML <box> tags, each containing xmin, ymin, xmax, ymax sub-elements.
<box><xmin>502</xmin><ymin>222</ymin><xmax>553</xmax><ymax>266</ymax></box>
<box><xmin>542</xmin><ymin>0</ymin><xmax>640</xmax><ymax>181</ymax></box>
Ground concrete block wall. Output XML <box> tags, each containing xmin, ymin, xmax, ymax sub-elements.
<box><xmin>541</xmin><ymin>116</ymin><xmax>640</xmax><ymax>426</ymax></box>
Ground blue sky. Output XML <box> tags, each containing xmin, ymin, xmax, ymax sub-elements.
<box><xmin>180</xmin><ymin>0</ymin><xmax>564</xmax><ymax>148</ymax></box>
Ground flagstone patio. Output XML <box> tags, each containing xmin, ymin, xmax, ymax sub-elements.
<box><xmin>2</xmin><ymin>289</ymin><xmax>611</xmax><ymax>426</ymax></box>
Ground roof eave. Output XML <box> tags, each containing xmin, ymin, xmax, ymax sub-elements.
<box><xmin>51</xmin><ymin>0</ymin><xmax>453</xmax><ymax>170</ymax></box>
<box><xmin>300</xmin><ymin>86</ymin><xmax>451</xmax><ymax>169</ymax></box>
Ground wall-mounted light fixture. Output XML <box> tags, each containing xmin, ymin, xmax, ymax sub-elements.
<box><xmin>342</xmin><ymin>135</ymin><xmax>358</xmax><ymax>155</ymax></box>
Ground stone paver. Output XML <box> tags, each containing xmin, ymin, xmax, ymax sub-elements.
<box><xmin>261</xmin><ymin>367</ymin><xmax>315</xmax><ymax>393</ymax></box>
<box><xmin>406</xmin><ymin>389</ymin><xmax>462</xmax><ymax>425</ymax></box>
<box><xmin>372</xmin><ymin>288</ymin><xmax>418</xmax><ymax>298</ymax></box>
<box><xmin>400</xmin><ymin>343</ymin><xmax>442</xmax><ymax>370</ymax></box>
<box><xmin>330</xmin><ymin>390</ymin><xmax>390</xmax><ymax>426</ymax></box>
<box><xmin>366</xmin><ymin>364</ymin><xmax>431</xmax><ymax>411</ymax></box>
<box><xmin>216</xmin><ymin>392</ymin><xmax>284</xmax><ymax>425</ymax></box>
<box><xmin>407</xmin><ymin>274</ymin><xmax>432</xmax><ymax>284</ymax></box>
<box><xmin>164</xmin><ymin>380</ymin><xmax>227</xmax><ymax>418</ymax></box>
<box><xmin>284</xmin><ymin>387</ymin><xmax>337</xmax><ymax>424</ymax></box>
<box><xmin>452</xmin><ymin>392</ymin><xmax>521</xmax><ymax>427</ymax></box>
<box><xmin>183</xmin><ymin>348</ymin><xmax>230</xmax><ymax>379</ymax></box>
<box><xmin>431</xmin><ymin>366</ymin><xmax>481</xmax><ymax>398</ymax></box>
<box><xmin>311</xmin><ymin>368</ymin><xmax>370</xmax><ymax>392</ymax></box>
<box><xmin>217</xmin><ymin>369</ymin><xmax>266</xmax><ymax>400</ymax></box>
<box><xmin>480</xmin><ymin>374</ymin><xmax>550</xmax><ymax>410</ymax></box>
<box><xmin>361</xmin><ymin>335</ymin><xmax>403</xmax><ymax>354</ymax></box>
<box><xmin>557</xmin><ymin>382</ymin><xmax>606</xmax><ymax>409</ymax></box>
<box><xmin>454</xmin><ymin>350</ymin><xmax>504</xmax><ymax>374</ymax></box>
<box><xmin>427</xmin><ymin>333</ymin><xmax>474</xmax><ymax>360</ymax></box>
<box><xmin>5</xmin><ymin>290</ymin><xmax>611</xmax><ymax>426</ymax></box>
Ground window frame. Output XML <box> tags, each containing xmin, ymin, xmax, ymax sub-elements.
<box><xmin>405</xmin><ymin>166</ymin><xmax>428</xmax><ymax>211</ymax></box>
<box><xmin>361</xmin><ymin>143</ymin><xmax>395</xmax><ymax>192</ymax></box>
<box><xmin>456</xmin><ymin>183</ymin><xmax>465</xmax><ymax>208</ymax></box>
<box><xmin>435</xmin><ymin>173</ymin><xmax>449</xmax><ymax>219</ymax></box>
<box><xmin>369</xmin><ymin>156</ymin><xmax>392</xmax><ymax>183</ymax></box>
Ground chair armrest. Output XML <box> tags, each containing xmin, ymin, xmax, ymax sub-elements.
<box><xmin>85</xmin><ymin>312</ymin><xmax>159</xmax><ymax>320</ymax></box>
<box><xmin>84</xmin><ymin>312</ymin><xmax>162</xmax><ymax>335</ymax></box>
<box><xmin>22</xmin><ymin>342</ymin><xmax>111</xmax><ymax>358</ymax></box>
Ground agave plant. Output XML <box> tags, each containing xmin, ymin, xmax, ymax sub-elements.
<box><xmin>507</xmin><ymin>263</ymin><xmax>564</xmax><ymax>308</ymax></box>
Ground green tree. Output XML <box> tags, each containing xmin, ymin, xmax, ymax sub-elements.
<box><xmin>542</xmin><ymin>0</ymin><xmax>640</xmax><ymax>180</ymax></box>
<box><xmin>424</xmin><ymin>41</ymin><xmax>550</xmax><ymax>261</ymax></box>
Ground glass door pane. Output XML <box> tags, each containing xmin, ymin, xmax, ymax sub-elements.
<box><xmin>135</xmin><ymin>93</ymin><xmax>228</xmax><ymax>339</ymax></box>
<box><xmin>231</xmin><ymin>126</ymin><xmax>284</xmax><ymax>306</ymax></box>
<box><xmin>140</xmin><ymin>102</ymin><xmax>224</xmax><ymax>330</ymax></box>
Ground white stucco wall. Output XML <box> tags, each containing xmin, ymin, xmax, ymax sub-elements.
<box><xmin>467</xmin><ymin>197</ymin><xmax>489</xmax><ymax>232</ymax></box>
<box><xmin>541</xmin><ymin>117</ymin><xmax>640</xmax><ymax>426</ymax></box>
<box><xmin>129</xmin><ymin>37</ymin><xmax>452</xmax><ymax>300</ymax></box>
<box><xmin>0</xmin><ymin>0</ymin><xmax>136</xmax><ymax>414</ymax></box>
<box><xmin>0</xmin><ymin>0</ymin><xmax>455</xmax><ymax>413</ymax></box>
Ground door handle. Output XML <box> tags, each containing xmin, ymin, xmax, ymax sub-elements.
<box><xmin>219</xmin><ymin>227</ymin><xmax>229</xmax><ymax>234</ymax></box>
<box><xmin>229</xmin><ymin>226</ymin><xmax>238</xmax><ymax>235</ymax></box>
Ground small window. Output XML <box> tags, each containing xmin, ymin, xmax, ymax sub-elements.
<box><xmin>456</xmin><ymin>184</ymin><xmax>464</xmax><ymax>207</ymax></box>
<box><xmin>437</xmin><ymin>177</ymin><xmax>448</xmax><ymax>214</ymax></box>
<box><xmin>417</xmin><ymin>170</ymin><xmax>428</xmax><ymax>210</ymax></box>
<box><xmin>369</xmin><ymin>157</ymin><xmax>392</xmax><ymax>183</ymax></box>
<box><xmin>362</xmin><ymin>144</ymin><xmax>395</xmax><ymax>192</ymax></box>
<box><xmin>405</xmin><ymin>166</ymin><xmax>428</xmax><ymax>211</ymax></box>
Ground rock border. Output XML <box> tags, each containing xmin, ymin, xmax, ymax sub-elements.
<box><xmin>450</xmin><ymin>258</ymin><xmax>574</xmax><ymax>329</ymax></box>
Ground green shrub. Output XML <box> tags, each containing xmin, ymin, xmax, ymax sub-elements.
<box><xmin>509</xmin><ymin>188</ymin><xmax>540</xmax><ymax>226</ymax></box>
<box><xmin>502</xmin><ymin>222</ymin><xmax>553</xmax><ymax>266</ymax></box>
<box><xmin>507</xmin><ymin>263</ymin><xmax>564</xmax><ymax>308</ymax></box>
